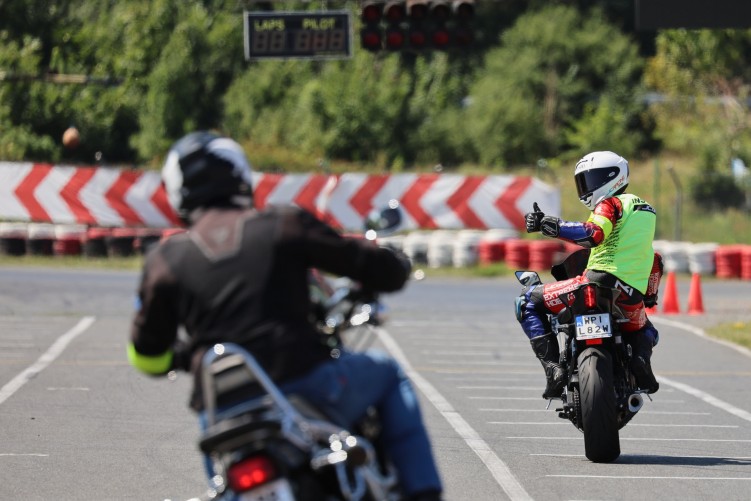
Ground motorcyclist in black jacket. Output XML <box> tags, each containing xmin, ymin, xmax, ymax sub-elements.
<box><xmin>127</xmin><ymin>131</ymin><xmax>443</xmax><ymax>501</ymax></box>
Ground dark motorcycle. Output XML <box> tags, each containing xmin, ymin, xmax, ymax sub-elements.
<box><xmin>190</xmin><ymin>203</ymin><xmax>405</xmax><ymax>501</ymax></box>
<box><xmin>515</xmin><ymin>249</ymin><xmax>653</xmax><ymax>463</ymax></box>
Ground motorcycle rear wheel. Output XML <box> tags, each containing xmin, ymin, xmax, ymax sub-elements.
<box><xmin>578</xmin><ymin>346</ymin><xmax>620</xmax><ymax>462</ymax></box>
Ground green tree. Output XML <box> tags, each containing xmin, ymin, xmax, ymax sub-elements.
<box><xmin>132</xmin><ymin>3</ymin><xmax>244</xmax><ymax>160</ymax></box>
<box><xmin>644</xmin><ymin>30</ymin><xmax>751</xmax><ymax>167</ymax></box>
<box><xmin>464</xmin><ymin>4</ymin><xmax>644</xmax><ymax>166</ymax></box>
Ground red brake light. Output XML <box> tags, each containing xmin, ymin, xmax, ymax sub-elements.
<box><xmin>583</xmin><ymin>285</ymin><xmax>597</xmax><ymax>309</ymax></box>
<box><xmin>227</xmin><ymin>456</ymin><xmax>277</xmax><ymax>492</ymax></box>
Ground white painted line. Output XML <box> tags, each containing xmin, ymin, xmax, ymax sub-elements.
<box><xmin>659</xmin><ymin>375</ymin><xmax>751</xmax><ymax>423</ymax></box>
<box><xmin>490</xmin><ymin>421</ymin><xmax>567</xmax><ymax>425</ymax></box>
<box><xmin>390</xmin><ymin>320</ymin><xmax>504</xmax><ymax>329</ymax></box>
<box><xmin>419</xmin><ymin>342</ymin><xmax>507</xmax><ymax>348</ymax></box>
<box><xmin>491</xmin><ymin>421</ymin><xmax>736</xmax><ymax>428</ymax></box>
<box><xmin>0</xmin><ymin>316</ymin><xmax>96</xmax><ymax>406</ymax></box>
<box><xmin>459</xmin><ymin>386</ymin><xmax>541</xmax><ymax>390</ymax></box>
<box><xmin>430</xmin><ymin>360</ymin><xmax>538</xmax><ymax>367</ymax></box>
<box><xmin>434</xmin><ymin>370</ymin><xmax>537</xmax><ymax>375</ymax></box>
<box><xmin>548</xmin><ymin>475</ymin><xmax>751</xmax><ymax>480</ymax></box>
<box><xmin>0</xmin><ymin>453</ymin><xmax>49</xmax><ymax>457</ymax></box>
<box><xmin>479</xmin><ymin>409</ymin><xmax>710</xmax><ymax>415</ymax></box>
<box><xmin>470</xmin><ymin>396</ymin><xmax>544</xmax><ymax>401</ymax></box>
<box><xmin>508</xmin><ymin>437</ymin><xmax>751</xmax><ymax>442</ymax></box>
<box><xmin>442</xmin><ymin>376</ymin><xmax>536</xmax><ymax>382</ymax></box>
<box><xmin>652</xmin><ymin>316</ymin><xmax>751</xmax><ymax>358</ymax></box>
<box><xmin>480</xmin><ymin>409</ymin><xmax>551</xmax><ymax>412</ymax></box>
<box><xmin>641</xmin><ymin>410</ymin><xmax>711</xmax><ymax>415</ymax></box>
<box><xmin>47</xmin><ymin>387</ymin><xmax>90</xmax><ymax>391</ymax></box>
<box><xmin>421</xmin><ymin>350</ymin><xmax>518</xmax><ymax>356</ymax></box>
<box><xmin>628</xmin><ymin>423</ymin><xmax>737</xmax><ymax>428</ymax></box>
<box><xmin>469</xmin><ymin>396</ymin><xmax>687</xmax><ymax>403</ymax></box>
<box><xmin>531</xmin><ymin>453</ymin><xmax>584</xmax><ymax>458</ymax></box>
<box><xmin>376</xmin><ymin>327</ymin><xmax>533</xmax><ymax>501</ymax></box>
<box><xmin>534</xmin><ymin>453</ymin><xmax>751</xmax><ymax>459</ymax></box>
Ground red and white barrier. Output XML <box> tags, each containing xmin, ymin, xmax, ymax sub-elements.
<box><xmin>0</xmin><ymin>162</ymin><xmax>560</xmax><ymax>231</ymax></box>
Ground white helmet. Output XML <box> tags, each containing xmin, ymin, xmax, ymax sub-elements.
<box><xmin>574</xmin><ymin>151</ymin><xmax>629</xmax><ymax>210</ymax></box>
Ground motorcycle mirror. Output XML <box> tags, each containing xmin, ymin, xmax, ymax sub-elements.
<box><xmin>515</xmin><ymin>270</ymin><xmax>542</xmax><ymax>287</ymax></box>
<box><xmin>364</xmin><ymin>200</ymin><xmax>403</xmax><ymax>240</ymax></box>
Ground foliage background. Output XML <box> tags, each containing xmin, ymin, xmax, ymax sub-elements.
<box><xmin>1</xmin><ymin>0</ymin><xmax>750</xmax><ymax>243</ymax></box>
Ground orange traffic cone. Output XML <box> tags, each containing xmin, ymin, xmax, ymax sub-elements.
<box><xmin>687</xmin><ymin>272</ymin><xmax>705</xmax><ymax>315</ymax></box>
<box><xmin>662</xmin><ymin>271</ymin><xmax>681</xmax><ymax>314</ymax></box>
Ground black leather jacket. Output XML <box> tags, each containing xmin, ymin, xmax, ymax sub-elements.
<box><xmin>130</xmin><ymin>205</ymin><xmax>410</xmax><ymax>410</ymax></box>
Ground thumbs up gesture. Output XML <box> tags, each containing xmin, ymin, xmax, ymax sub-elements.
<box><xmin>525</xmin><ymin>202</ymin><xmax>545</xmax><ymax>233</ymax></box>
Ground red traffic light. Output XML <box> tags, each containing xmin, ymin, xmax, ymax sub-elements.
<box><xmin>361</xmin><ymin>0</ymin><xmax>475</xmax><ymax>52</ymax></box>
<box><xmin>409</xmin><ymin>28</ymin><xmax>428</xmax><ymax>49</ymax></box>
<box><xmin>431</xmin><ymin>27</ymin><xmax>451</xmax><ymax>49</ymax></box>
<box><xmin>361</xmin><ymin>28</ymin><xmax>383</xmax><ymax>51</ymax></box>
<box><xmin>384</xmin><ymin>1</ymin><xmax>407</xmax><ymax>23</ymax></box>
<box><xmin>385</xmin><ymin>28</ymin><xmax>407</xmax><ymax>49</ymax></box>
<box><xmin>361</xmin><ymin>1</ymin><xmax>383</xmax><ymax>23</ymax></box>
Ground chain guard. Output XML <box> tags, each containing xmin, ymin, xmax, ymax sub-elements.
<box><xmin>556</xmin><ymin>387</ymin><xmax>583</xmax><ymax>432</ymax></box>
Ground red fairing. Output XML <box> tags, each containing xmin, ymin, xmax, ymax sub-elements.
<box><xmin>542</xmin><ymin>275</ymin><xmax>590</xmax><ymax>313</ymax></box>
<box><xmin>646</xmin><ymin>252</ymin><xmax>664</xmax><ymax>298</ymax></box>
<box><xmin>542</xmin><ymin>273</ymin><xmax>647</xmax><ymax>333</ymax></box>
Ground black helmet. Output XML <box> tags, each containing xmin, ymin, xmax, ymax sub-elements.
<box><xmin>161</xmin><ymin>131</ymin><xmax>254</xmax><ymax>221</ymax></box>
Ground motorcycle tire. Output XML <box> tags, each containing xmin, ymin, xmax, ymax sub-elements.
<box><xmin>577</xmin><ymin>346</ymin><xmax>620</xmax><ymax>463</ymax></box>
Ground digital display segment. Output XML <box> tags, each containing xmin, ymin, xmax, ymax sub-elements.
<box><xmin>244</xmin><ymin>11</ymin><xmax>352</xmax><ymax>60</ymax></box>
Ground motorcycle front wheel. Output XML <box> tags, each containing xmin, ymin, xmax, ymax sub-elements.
<box><xmin>577</xmin><ymin>346</ymin><xmax>620</xmax><ymax>462</ymax></box>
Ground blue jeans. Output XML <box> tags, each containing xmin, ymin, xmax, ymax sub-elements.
<box><xmin>281</xmin><ymin>349</ymin><xmax>442</xmax><ymax>496</ymax></box>
<box><xmin>200</xmin><ymin>349</ymin><xmax>442</xmax><ymax>497</ymax></box>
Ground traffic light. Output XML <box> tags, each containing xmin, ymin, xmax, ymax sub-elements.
<box><xmin>429</xmin><ymin>0</ymin><xmax>451</xmax><ymax>50</ymax></box>
<box><xmin>407</xmin><ymin>0</ymin><xmax>429</xmax><ymax>20</ymax></box>
<box><xmin>453</xmin><ymin>0</ymin><xmax>475</xmax><ymax>21</ymax></box>
<box><xmin>452</xmin><ymin>0</ymin><xmax>474</xmax><ymax>48</ymax></box>
<box><xmin>359</xmin><ymin>0</ymin><xmax>475</xmax><ymax>53</ymax></box>
<box><xmin>360</xmin><ymin>1</ymin><xmax>384</xmax><ymax>51</ymax></box>
<box><xmin>383</xmin><ymin>0</ymin><xmax>407</xmax><ymax>50</ymax></box>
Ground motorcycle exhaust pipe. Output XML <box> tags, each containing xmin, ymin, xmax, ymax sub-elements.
<box><xmin>628</xmin><ymin>393</ymin><xmax>644</xmax><ymax>413</ymax></box>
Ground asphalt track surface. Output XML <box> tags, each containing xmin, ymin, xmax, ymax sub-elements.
<box><xmin>1</xmin><ymin>267</ymin><xmax>750</xmax><ymax>501</ymax></box>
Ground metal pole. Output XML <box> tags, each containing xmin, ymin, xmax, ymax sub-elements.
<box><xmin>666</xmin><ymin>165</ymin><xmax>682</xmax><ymax>241</ymax></box>
<box><xmin>653</xmin><ymin>157</ymin><xmax>660</xmax><ymax>238</ymax></box>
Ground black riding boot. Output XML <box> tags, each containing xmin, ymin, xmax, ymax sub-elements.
<box><xmin>629</xmin><ymin>334</ymin><xmax>659</xmax><ymax>394</ymax></box>
<box><xmin>530</xmin><ymin>334</ymin><xmax>566</xmax><ymax>399</ymax></box>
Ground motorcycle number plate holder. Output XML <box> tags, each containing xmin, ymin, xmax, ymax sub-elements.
<box><xmin>239</xmin><ymin>478</ymin><xmax>295</xmax><ymax>501</ymax></box>
<box><xmin>575</xmin><ymin>313</ymin><xmax>612</xmax><ymax>340</ymax></box>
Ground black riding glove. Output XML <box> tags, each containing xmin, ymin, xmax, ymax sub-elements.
<box><xmin>540</xmin><ymin>216</ymin><xmax>561</xmax><ymax>237</ymax></box>
<box><xmin>525</xmin><ymin>202</ymin><xmax>545</xmax><ymax>233</ymax></box>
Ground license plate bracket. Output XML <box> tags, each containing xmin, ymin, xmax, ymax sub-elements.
<box><xmin>239</xmin><ymin>478</ymin><xmax>295</xmax><ymax>501</ymax></box>
<box><xmin>575</xmin><ymin>313</ymin><xmax>612</xmax><ymax>340</ymax></box>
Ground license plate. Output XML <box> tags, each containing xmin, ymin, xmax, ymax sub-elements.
<box><xmin>239</xmin><ymin>478</ymin><xmax>295</xmax><ymax>501</ymax></box>
<box><xmin>575</xmin><ymin>313</ymin><xmax>612</xmax><ymax>340</ymax></box>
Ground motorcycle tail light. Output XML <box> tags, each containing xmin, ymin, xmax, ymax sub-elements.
<box><xmin>583</xmin><ymin>285</ymin><xmax>597</xmax><ymax>309</ymax></box>
<box><xmin>227</xmin><ymin>456</ymin><xmax>277</xmax><ymax>492</ymax></box>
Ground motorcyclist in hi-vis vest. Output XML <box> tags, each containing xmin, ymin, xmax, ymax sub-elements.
<box><xmin>515</xmin><ymin>151</ymin><xmax>662</xmax><ymax>399</ymax></box>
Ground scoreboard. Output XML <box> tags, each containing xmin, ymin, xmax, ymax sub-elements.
<box><xmin>244</xmin><ymin>11</ymin><xmax>353</xmax><ymax>60</ymax></box>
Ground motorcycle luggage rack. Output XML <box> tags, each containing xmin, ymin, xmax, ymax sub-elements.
<box><xmin>200</xmin><ymin>411</ymin><xmax>283</xmax><ymax>454</ymax></box>
<box><xmin>201</xmin><ymin>344</ymin><xmax>351</xmax><ymax>449</ymax></box>
<box><xmin>200</xmin><ymin>343</ymin><xmax>396</xmax><ymax>501</ymax></box>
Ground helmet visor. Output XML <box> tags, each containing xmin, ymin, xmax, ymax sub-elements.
<box><xmin>575</xmin><ymin>166</ymin><xmax>620</xmax><ymax>198</ymax></box>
